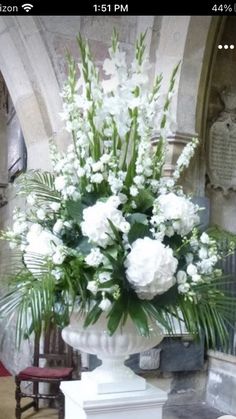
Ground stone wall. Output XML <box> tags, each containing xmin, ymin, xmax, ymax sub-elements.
<box><xmin>205</xmin><ymin>17</ymin><xmax>236</xmax><ymax>233</ymax></box>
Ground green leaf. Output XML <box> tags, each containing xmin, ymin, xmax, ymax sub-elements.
<box><xmin>142</xmin><ymin>301</ymin><xmax>172</xmax><ymax>333</ymax></box>
<box><xmin>107</xmin><ymin>298</ymin><xmax>126</xmax><ymax>335</ymax></box>
<box><xmin>127</xmin><ymin>213</ymin><xmax>148</xmax><ymax>225</ymax></box>
<box><xmin>128</xmin><ymin>299</ymin><xmax>149</xmax><ymax>336</ymax></box>
<box><xmin>107</xmin><ymin>219</ymin><xmax>122</xmax><ymax>244</ymax></box>
<box><xmin>66</xmin><ymin>200</ymin><xmax>84</xmax><ymax>223</ymax></box>
<box><xmin>76</xmin><ymin>237</ymin><xmax>93</xmax><ymax>255</ymax></box>
<box><xmin>128</xmin><ymin>222</ymin><xmax>151</xmax><ymax>244</ymax></box>
<box><xmin>135</xmin><ymin>189</ymin><xmax>155</xmax><ymax>212</ymax></box>
<box><xmin>84</xmin><ymin>304</ymin><xmax>102</xmax><ymax>327</ymax></box>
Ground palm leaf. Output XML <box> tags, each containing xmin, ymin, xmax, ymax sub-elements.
<box><xmin>16</xmin><ymin>170</ymin><xmax>60</xmax><ymax>204</ymax></box>
<box><xmin>0</xmin><ymin>273</ymin><xmax>62</xmax><ymax>347</ymax></box>
<box><xmin>23</xmin><ymin>252</ymin><xmax>51</xmax><ymax>278</ymax></box>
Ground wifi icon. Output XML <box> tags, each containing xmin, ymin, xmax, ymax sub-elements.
<box><xmin>22</xmin><ymin>3</ymin><xmax>34</xmax><ymax>12</ymax></box>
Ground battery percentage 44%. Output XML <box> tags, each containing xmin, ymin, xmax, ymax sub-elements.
<box><xmin>212</xmin><ymin>4</ymin><xmax>233</xmax><ymax>11</ymax></box>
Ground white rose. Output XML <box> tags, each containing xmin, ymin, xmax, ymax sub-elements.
<box><xmin>200</xmin><ymin>232</ymin><xmax>210</xmax><ymax>244</ymax></box>
<box><xmin>187</xmin><ymin>264</ymin><xmax>198</xmax><ymax>277</ymax></box>
<box><xmin>177</xmin><ymin>270</ymin><xmax>187</xmax><ymax>284</ymax></box>
<box><xmin>125</xmin><ymin>237</ymin><xmax>177</xmax><ymax>300</ymax></box>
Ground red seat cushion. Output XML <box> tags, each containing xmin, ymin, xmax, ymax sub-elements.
<box><xmin>17</xmin><ymin>366</ymin><xmax>73</xmax><ymax>380</ymax></box>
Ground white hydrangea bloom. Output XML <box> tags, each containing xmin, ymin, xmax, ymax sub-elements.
<box><xmin>125</xmin><ymin>237</ymin><xmax>177</xmax><ymax>300</ymax></box>
<box><xmin>81</xmin><ymin>197</ymin><xmax>129</xmax><ymax>248</ymax></box>
<box><xmin>155</xmin><ymin>193</ymin><xmax>200</xmax><ymax>236</ymax></box>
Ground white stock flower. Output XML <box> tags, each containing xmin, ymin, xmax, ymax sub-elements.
<box><xmin>53</xmin><ymin>219</ymin><xmax>64</xmax><ymax>235</ymax></box>
<box><xmin>98</xmin><ymin>272</ymin><xmax>111</xmax><ymax>283</ymax></box>
<box><xmin>87</xmin><ymin>281</ymin><xmax>99</xmax><ymax>294</ymax></box>
<box><xmin>191</xmin><ymin>274</ymin><xmax>202</xmax><ymax>283</ymax></box>
<box><xmin>50</xmin><ymin>202</ymin><xmax>61</xmax><ymax>211</ymax></box>
<box><xmin>12</xmin><ymin>221</ymin><xmax>28</xmax><ymax>235</ymax></box>
<box><xmin>92</xmin><ymin>161</ymin><xmax>104</xmax><ymax>172</ymax></box>
<box><xmin>55</xmin><ymin>176</ymin><xmax>67</xmax><ymax>191</ymax></box>
<box><xmin>90</xmin><ymin>173</ymin><xmax>104</xmax><ymax>184</ymax></box>
<box><xmin>130</xmin><ymin>186</ymin><xmax>138</xmax><ymax>197</ymax></box>
<box><xmin>81</xmin><ymin>197</ymin><xmax>127</xmax><ymax>248</ymax></box>
<box><xmin>27</xmin><ymin>193</ymin><xmax>36</xmax><ymax>205</ymax></box>
<box><xmin>125</xmin><ymin>237</ymin><xmax>177</xmax><ymax>300</ymax></box>
<box><xmin>199</xmin><ymin>247</ymin><xmax>208</xmax><ymax>260</ymax></box>
<box><xmin>99</xmin><ymin>297</ymin><xmax>112</xmax><ymax>311</ymax></box>
<box><xmin>36</xmin><ymin>209</ymin><xmax>46</xmax><ymax>220</ymax></box>
<box><xmin>156</xmin><ymin>193</ymin><xmax>200</xmax><ymax>236</ymax></box>
<box><xmin>178</xmin><ymin>283</ymin><xmax>190</xmax><ymax>294</ymax></box>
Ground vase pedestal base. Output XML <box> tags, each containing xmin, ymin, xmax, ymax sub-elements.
<box><xmin>60</xmin><ymin>380</ymin><xmax>168</xmax><ymax>419</ymax></box>
<box><xmin>82</xmin><ymin>367</ymin><xmax>146</xmax><ymax>393</ymax></box>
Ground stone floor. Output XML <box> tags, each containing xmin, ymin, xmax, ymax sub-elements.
<box><xmin>164</xmin><ymin>403</ymin><xmax>225</xmax><ymax>419</ymax></box>
<box><xmin>0</xmin><ymin>376</ymin><xmax>227</xmax><ymax>419</ymax></box>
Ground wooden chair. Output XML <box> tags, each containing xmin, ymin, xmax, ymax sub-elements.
<box><xmin>15</xmin><ymin>324</ymin><xmax>77</xmax><ymax>419</ymax></box>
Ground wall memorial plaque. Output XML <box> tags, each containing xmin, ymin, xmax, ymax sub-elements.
<box><xmin>207</xmin><ymin>87</ymin><xmax>236</xmax><ymax>194</ymax></box>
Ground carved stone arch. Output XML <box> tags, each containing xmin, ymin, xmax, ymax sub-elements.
<box><xmin>0</xmin><ymin>16</ymin><xmax>68</xmax><ymax>172</ymax></box>
<box><xmin>152</xmin><ymin>16</ymin><xmax>224</xmax><ymax>193</ymax></box>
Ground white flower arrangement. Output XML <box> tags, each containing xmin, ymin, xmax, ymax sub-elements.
<box><xmin>0</xmin><ymin>30</ymin><xmax>235</xmax><ymax>347</ymax></box>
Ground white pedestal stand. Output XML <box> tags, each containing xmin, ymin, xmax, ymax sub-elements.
<box><xmin>61</xmin><ymin>374</ymin><xmax>167</xmax><ymax>419</ymax></box>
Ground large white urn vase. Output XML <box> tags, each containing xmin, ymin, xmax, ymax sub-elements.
<box><xmin>62</xmin><ymin>312</ymin><xmax>163</xmax><ymax>394</ymax></box>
